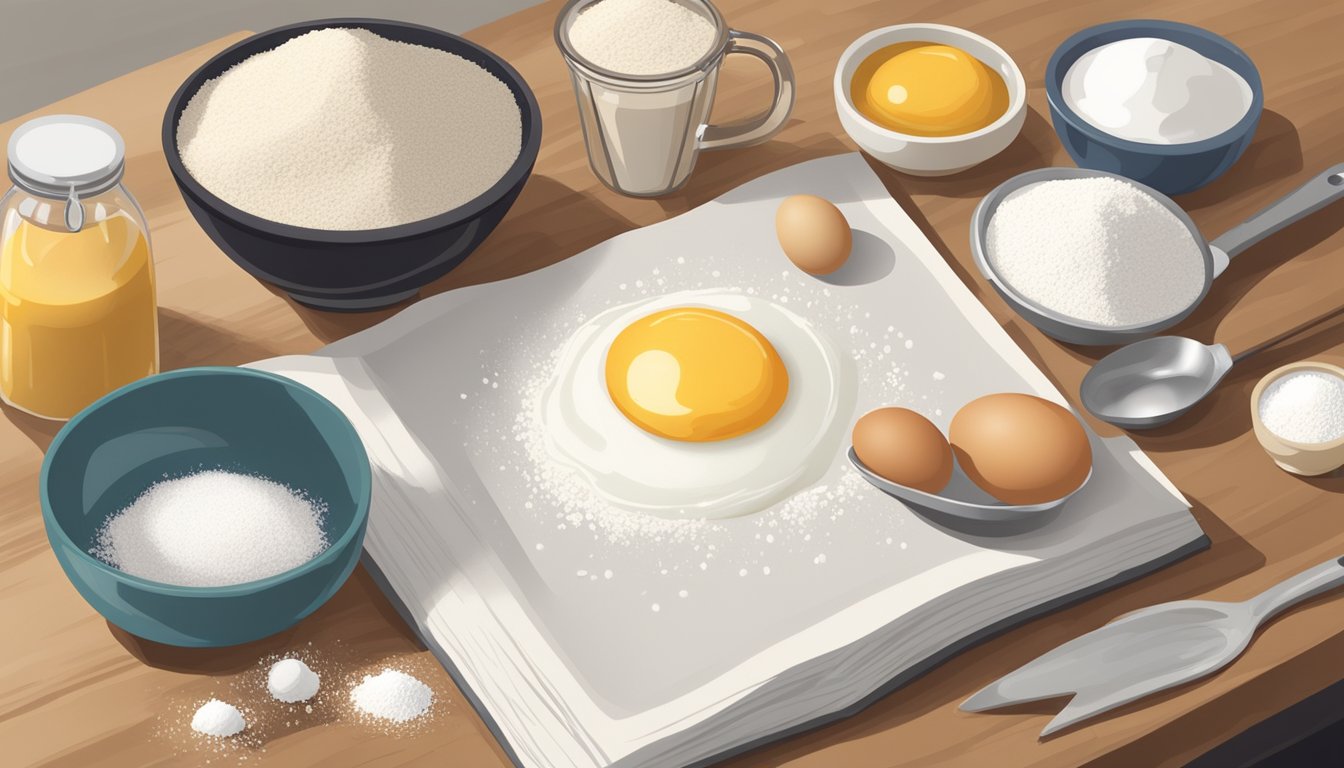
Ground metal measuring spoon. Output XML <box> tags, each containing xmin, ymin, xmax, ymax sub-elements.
<box><xmin>847</xmin><ymin>447</ymin><xmax>1090</xmax><ymax>523</ymax></box>
<box><xmin>1081</xmin><ymin>304</ymin><xmax>1344</xmax><ymax>429</ymax></box>
<box><xmin>970</xmin><ymin>164</ymin><xmax>1344</xmax><ymax>346</ymax></box>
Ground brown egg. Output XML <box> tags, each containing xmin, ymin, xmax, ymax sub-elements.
<box><xmin>949</xmin><ymin>393</ymin><xmax>1092</xmax><ymax>505</ymax></box>
<box><xmin>852</xmin><ymin>407</ymin><xmax>953</xmax><ymax>493</ymax></box>
<box><xmin>775</xmin><ymin>194</ymin><xmax>852</xmax><ymax>275</ymax></box>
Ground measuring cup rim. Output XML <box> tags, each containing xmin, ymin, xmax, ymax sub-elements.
<box><xmin>970</xmin><ymin>167</ymin><xmax>1215</xmax><ymax>344</ymax></box>
<box><xmin>553</xmin><ymin>0</ymin><xmax>732</xmax><ymax>86</ymax></box>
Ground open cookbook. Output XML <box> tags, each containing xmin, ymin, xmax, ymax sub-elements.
<box><xmin>250</xmin><ymin>154</ymin><xmax>1208</xmax><ymax>768</ymax></box>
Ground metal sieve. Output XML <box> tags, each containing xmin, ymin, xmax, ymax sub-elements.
<box><xmin>970</xmin><ymin>165</ymin><xmax>1344</xmax><ymax>347</ymax></box>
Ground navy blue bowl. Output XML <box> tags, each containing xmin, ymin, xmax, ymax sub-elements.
<box><xmin>1045</xmin><ymin>20</ymin><xmax>1263</xmax><ymax>196</ymax></box>
<box><xmin>39</xmin><ymin>367</ymin><xmax>371</xmax><ymax>647</ymax></box>
<box><xmin>163</xmin><ymin>18</ymin><xmax>542</xmax><ymax>312</ymax></box>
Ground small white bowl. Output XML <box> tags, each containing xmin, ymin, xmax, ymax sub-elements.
<box><xmin>834</xmin><ymin>24</ymin><xmax>1027</xmax><ymax>176</ymax></box>
<box><xmin>1251</xmin><ymin>362</ymin><xmax>1344</xmax><ymax>477</ymax></box>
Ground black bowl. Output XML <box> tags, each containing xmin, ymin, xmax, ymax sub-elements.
<box><xmin>162</xmin><ymin>18</ymin><xmax>542</xmax><ymax>311</ymax></box>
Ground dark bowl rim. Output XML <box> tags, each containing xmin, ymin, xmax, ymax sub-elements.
<box><xmin>39</xmin><ymin>366</ymin><xmax>373</xmax><ymax>598</ymax></box>
<box><xmin>1044</xmin><ymin>19</ymin><xmax>1264</xmax><ymax>156</ymax></box>
<box><xmin>161</xmin><ymin>17</ymin><xmax>543</xmax><ymax>245</ymax></box>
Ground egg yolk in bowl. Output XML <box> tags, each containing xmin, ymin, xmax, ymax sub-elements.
<box><xmin>605</xmin><ymin>307</ymin><xmax>789</xmax><ymax>442</ymax></box>
<box><xmin>850</xmin><ymin>42</ymin><xmax>1009</xmax><ymax>137</ymax></box>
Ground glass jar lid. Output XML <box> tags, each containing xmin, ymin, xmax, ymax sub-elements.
<box><xmin>7</xmin><ymin>115</ymin><xmax>126</xmax><ymax>231</ymax></box>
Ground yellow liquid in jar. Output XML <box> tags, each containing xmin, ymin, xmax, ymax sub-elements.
<box><xmin>1</xmin><ymin>212</ymin><xmax>159</xmax><ymax>419</ymax></box>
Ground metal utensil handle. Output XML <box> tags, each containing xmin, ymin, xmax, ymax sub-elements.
<box><xmin>1232</xmin><ymin>303</ymin><xmax>1344</xmax><ymax>362</ymax></box>
<box><xmin>697</xmin><ymin>30</ymin><xmax>795</xmax><ymax>151</ymax></box>
<box><xmin>1209</xmin><ymin>164</ymin><xmax>1344</xmax><ymax>261</ymax></box>
<box><xmin>1246</xmin><ymin>556</ymin><xmax>1344</xmax><ymax>622</ymax></box>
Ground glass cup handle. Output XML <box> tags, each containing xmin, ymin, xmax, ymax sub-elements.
<box><xmin>697</xmin><ymin>30</ymin><xmax>795</xmax><ymax>152</ymax></box>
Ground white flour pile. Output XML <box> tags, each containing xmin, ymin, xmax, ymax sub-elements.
<box><xmin>1064</xmin><ymin>37</ymin><xmax>1253</xmax><ymax>145</ymax></box>
<box><xmin>1259</xmin><ymin>371</ymin><xmax>1344</xmax><ymax>444</ymax></box>
<box><xmin>268</xmin><ymin>658</ymin><xmax>321</xmax><ymax>703</ymax></box>
<box><xmin>191</xmin><ymin>699</ymin><xmax>246</xmax><ymax>737</ymax></box>
<box><xmin>986</xmin><ymin>177</ymin><xmax>1205</xmax><ymax>327</ymax></box>
<box><xmin>351</xmin><ymin>669</ymin><xmax>434</xmax><ymax>723</ymax></box>
<box><xmin>568</xmin><ymin>0</ymin><xmax>718</xmax><ymax>75</ymax></box>
<box><xmin>93</xmin><ymin>470</ymin><xmax>329</xmax><ymax>587</ymax></box>
<box><xmin>177</xmin><ymin>27</ymin><xmax>522</xmax><ymax>230</ymax></box>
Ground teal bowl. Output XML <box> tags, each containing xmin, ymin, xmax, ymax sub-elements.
<box><xmin>39</xmin><ymin>367</ymin><xmax>371</xmax><ymax>647</ymax></box>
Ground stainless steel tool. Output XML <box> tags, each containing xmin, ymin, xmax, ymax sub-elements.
<box><xmin>1081</xmin><ymin>304</ymin><xmax>1344</xmax><ymax>429</ymax></box>
<box><xmin>962</xmin><ymin>556</ymin><xmax>1344</xmax><ymax>737</ymax></box>
<box><xmin>847</xmin><ymin>447</ymin><xmax>1089</xmax><ymax>524</ymax></box>
<box><xmin>970</xmin><ymin>165</ymin><xmax>1344</xmax><ymax>346</ymax></box>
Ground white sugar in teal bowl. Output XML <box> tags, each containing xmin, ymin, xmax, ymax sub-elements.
<box><xmin>1251</xmin><ymin>362</ymin><xmax>1344</xmax><ymax>476</ymax></box>
<box><xmin>40</xmin><ymin>367</ymin><xmax>371</xmax><ymax>647</ymax></box>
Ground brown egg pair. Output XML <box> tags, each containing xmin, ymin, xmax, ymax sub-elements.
<box><xmin>852</xmin><ymin>393</ymin><xmax>1092</xmax><ymax>505</ymax></box>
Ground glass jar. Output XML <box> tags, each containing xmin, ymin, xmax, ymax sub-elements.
<box><xmin>1</xmin><ymin>115</ymin><xmax>159</xmax><ymax>420</ymax></box>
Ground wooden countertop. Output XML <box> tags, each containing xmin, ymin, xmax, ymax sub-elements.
<box><xmin>3</xmin><ymin>0</ymin><xmax>1344</xmax><ymax>765</ymax></box>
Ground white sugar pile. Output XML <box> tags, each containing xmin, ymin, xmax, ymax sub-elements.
<box><xmin>1259</xmin><ymin>371</ymin><xmax>1344</xmax><ymax>444</ymax></box>
<box><xmin>177</xmin><ymin>27</ymin><xmax>522</xmax><ymax>230</ymax></box>
<box><xmin>351</xmin><ymin>669</ymin><xmax>433</xmax><ymax>723</ymax></box>
<box><xmin>191</xmin><ymin>699</ymin><xmax>246</xmax><ymax>737</ymax></box>
<box><xmin>568</xmin><ymin>0</ymin><xmax>717</xmax><ymax>75</ymax></box>
<box><xmin>93</xmin><ymin>470</ymin><xmax>329</xmax><ymax>587</ymax></box>
<box><xmin>985</xmin><ymin>177</ymin><xmax>1206</xmax><ymax>328</ymax></box>
<box><xmin>268</xmin><ymin>658</ymin><xmax>321</xmax><ymax>703</ymax></box>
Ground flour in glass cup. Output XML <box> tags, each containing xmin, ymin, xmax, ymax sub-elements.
<box><xmin>568</xmin><ymin>0</ymin><xmax>718</xmax><ymax>75</ymax></box>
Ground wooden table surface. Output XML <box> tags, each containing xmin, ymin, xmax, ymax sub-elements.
<box><xmin>4</xmin><ymin>0</ymin><xmax>1344</xmax><ymax>765</ymax></box>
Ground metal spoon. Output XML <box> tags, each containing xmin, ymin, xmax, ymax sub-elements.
<box><xmin>963</xmin><ymin>555</ymin><xmax>1344</xmax><ymax>737</ymax></box>
<box><xmin>970</xmin><ymin>164</ymin><xmax>1344</xmax><ymax>346</ymax></box>
<box><xmin>847</xmin><ymin>447</ymin><xmax>1090</xmax><ymax>523</ymax></box>
<box><xmin>1081</xmin><ymin>304</ymin><xmax>1344</xmax><ymax>429</ymax></box>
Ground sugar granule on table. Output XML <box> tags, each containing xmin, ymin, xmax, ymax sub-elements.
<box><xmin>351</xmin><ymin>669</ymin><xmax>434</xmax><ymax>723</ymax></box>
<box><xmin>92</xmin><ymin>470</ymin><xmax>328</xmax><ymax>587</ymax></box>
<box><xmin>268</xmin><ymin>658</ymin><xmax>321</xmax><ymax>703</ymax></box>
<box><xmin>191</xmin><ymin>699</ymin><xmax>246</xmax><ymax>738</ymax></box>
<box><xmin>985</xmin><ymin>176</ymin><xmax>1205</xmax><ymax>328</ymax></box>
<box><xmin>1259</xmin><ymin>371</ymin><xmax>1344</xmax><ymax>444</ymax></box>
<box><xmin>568</xmin><ymin>0</ymin><xmax>718</xmax><ymax>76</ymax></box>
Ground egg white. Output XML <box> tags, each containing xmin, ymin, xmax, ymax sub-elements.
<box><xmin>540</xmin><ymin>290</ymin><xmax>851</xmax><ymax>520</ymax></box>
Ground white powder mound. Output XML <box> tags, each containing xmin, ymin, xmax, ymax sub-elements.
<box><xmin>177</xmin><ymin>27</ymin><xmax>522</xmax><ymax>230</ymax></box>
<box><xmin>1064</xmin><ymin>38</ymin><xmax>1253</xmax><ymax>145</ymax></box>
<box><xmin>191</xmin><ymin>699</ymin><xmax>246</xmax><ymax>737</ymax></box>
<box><xmin>351</xmin><ymin>669</ymin><xmax>433</xmax><ymax>723</ymax></box>
<box><xmin>268</xmin><ymin>658</ymin><xmax>321</xmax><ymax>703</ymax></box>
<box><xmin>985</xmin><ymin>177</ymin><xmax>1206</xmax><ymax>327</ymax></box>
<box><xmin>569</xmin><ymin>0</ymin><xmax>718</xmax><ymax>75</ymax></box>
<box><xmin>92</xmin><ymin>470</ymin><xmax>329</xmax><ymax>587</ymax></box>
<box><xmin>1259</xmin><ymin>371</ymin><xmax>1344</xmax><ymax>444</ymax></box>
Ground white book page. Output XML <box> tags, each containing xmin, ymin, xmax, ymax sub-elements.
<box><xmin>253</xmin><ymin>153</ymin><xmax>1200</xmax><ymax>766</ymax></box>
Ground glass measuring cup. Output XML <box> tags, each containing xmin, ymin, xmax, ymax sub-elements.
<box><xmin>555</xmin><ymin>0</ymin><xmax>795</xmax><ymax>197</ymax></box>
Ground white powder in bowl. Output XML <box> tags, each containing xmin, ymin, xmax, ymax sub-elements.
<box><xmin>351</xmin><ymin>669</ymin><xmax>433</xmax><ymax>723</ymax></box>
<box><xmin>268</xmin><ymin>658</ymin><xmax>321</xmax><ymax>703</ymax></box>
<box><xmin>92</xmin><ymin>470</ymin><xmax>329</xmax><ymax>587</ymax></box>
<box><xmin>177</xmin><ymin>27</ymin><xmax>522</xmax><ymax>230</ymax></box>
<box><xmin>985</xmin><ymin>177</ymin><xmax>1206</xmax><ymax>328</ymax></box>
<box><xmin>568</xmin><ymin>0</ymin><xmax>718</xmax><ymax>76</ymax></box>
<box><xmin>1259</xmin><ymin>371</ymin><xmax>1344</xmax><ymax>444</ymax></box>
<box><xmin>191</xmin><ymin>699</ymin><xmax>246</xmax><ymax>737</ymax></box>
<box><xmin>1063</xmin><ymin>37</ymin><xmax>1253</xmax><ymax>145</ymax></box>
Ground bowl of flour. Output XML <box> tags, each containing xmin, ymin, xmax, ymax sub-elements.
<box><xmin>39</xmin><ymin>367</ymin><xmax>371</xmax><ymax>647</ymax></box>
<box><xmin>1045</xmin><ymin>19</ymin><xmax>1262</xmax><ymax>196</ymax></box>
<box><xmin>163</xmin><ymin>19</ymin><xmax>542</xmax><ymax>311</ymax></box>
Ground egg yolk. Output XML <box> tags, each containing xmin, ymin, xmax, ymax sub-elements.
<box><xmin>605</xmin><ymin>307</ymin><xmax>789</xmax><ymax>442</ymax></box>
<box><xmin>851</xmin><ymin>42</ymin><xmax>1008</xmax><ymax>137</ymax></box>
